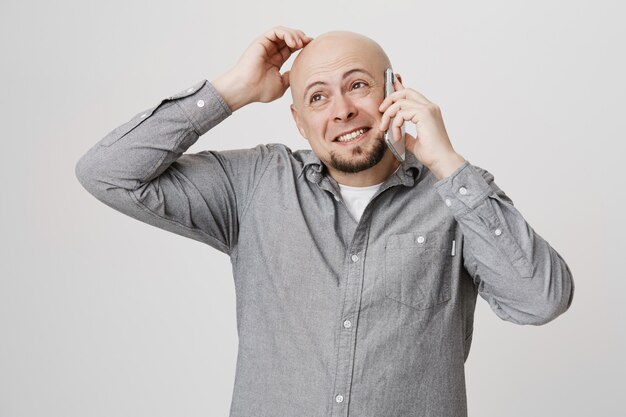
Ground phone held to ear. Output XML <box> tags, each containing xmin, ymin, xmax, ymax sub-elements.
<box><xmin>383</xmin><ymin>68</ymin><xmax>406</xmax><ymax>162</ymax></box>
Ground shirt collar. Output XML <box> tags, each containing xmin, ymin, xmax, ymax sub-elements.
<box><xmin>296</xmin><ymin>149</ymin><xmax>424</xmax><ymax>186</ymax></box>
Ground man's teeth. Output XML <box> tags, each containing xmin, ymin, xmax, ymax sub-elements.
<box><xmin>336</xmin><ymin>128</ymin><xmax>367</xmax><ymax>142</ymax></box>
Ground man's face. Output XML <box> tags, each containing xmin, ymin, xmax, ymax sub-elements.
<box><xmin>290</xmin><ymin>33</ymin><xmax>391</xmax><ymax>175</ymax></box>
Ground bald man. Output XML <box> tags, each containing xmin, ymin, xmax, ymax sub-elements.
<box><xmin>76</xmin><ymin>26</ymin><xmax>574</xmax><ymax>417</ymax></box>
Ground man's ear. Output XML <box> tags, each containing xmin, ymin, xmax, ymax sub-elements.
<box><xmin>290</xmin><ymin>104</ymin><xmax>308</xmax><ymax>140</ymax></box>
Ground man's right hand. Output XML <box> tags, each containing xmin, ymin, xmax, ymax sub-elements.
<box><xmin>212</xmin><ymin>26</ymin><xmax>313</xmax><ymax>112</ymax></box>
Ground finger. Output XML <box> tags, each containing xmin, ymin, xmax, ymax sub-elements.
<box><xmin>283</xmin><ymin>28</ymin><xmax>305</xmax><ymax>49</ymax></box>
<box><xmin>380</xmin><ymin>99</ymin><xmax>419</xmax><ymax>130</ymax></box>
<box><xmin>404</xmin><ymin>131</ymin><xmax>417</xmax><ymax>152</ymax></box>
<box><xmin>291</xmin><ymin>30</ymin><xmax>313</xmax><ymax>49</ymax></box>
<box><xmin>269</xmin><ymin>43</ymin><xmax>289</xmax><ymax>64</ymax></box>
<box><xmin>286</xmin><ymin>27</ymin><xmax>311</xmax><ymax>43</ymax></box>
<box><xmin>284</xmin><ymin>31</ymin><xmax>297</xmax><ymax>49</ymax></box>
<box><xmin>391</xmin><ymin>108</ymin><xmax>418</xmax><ymax>141</ymax></box>
<box><xmin>293</xmin><ymin>30</ymin><xmax>305</xmax><ymax>48</ymax></box>
<box><xmin>281</xmin><ymin>29</ymin><xmax>308</xmax><ymax>51</ymax></box>
<box><xmin>266</xmin><ymin>27</ymin><xmax>313</xmax><ymax>53</ymax></box>
<box><xmin>395</xmin><ymin>108</ymin><xmax>419</xmax><ymax>127</ymax></box>
<box><xmin>296</xmin><ymin>30</ymin><xmax>314</xmax><ymax>45</ymax></box>
<box><xmin>393</xmin><ymin>117</ymin><xmax>404</xmax><ymax>143</ymax></box>
<box><xmin>263</xmin><ymin>27</ymin><xmax>295</xmax><ymax>50</ymax></box>
<box><xmin>393</xmin><ymin>73</ymin><xmax>405</xmax><ymax>91</ymax></box>
<box><xmin>379</xmin><ymin>88</ymin><xmax>431</xmax><ymax>112</ymax></box>
<box><xmin>393</xmin><ymin>74</ymin><xmax>404</xmax><ymax>91</ymax></box>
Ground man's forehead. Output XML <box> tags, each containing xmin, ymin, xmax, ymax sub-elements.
<box><xmin>300</xmin><ymin>56</ymin><xmax>377</xmax><ymax>82</ymax></box>
<box><xmin>290</xmin><ymin>32</ymin><xmax>389</xmax><ymax>100</ymax></box>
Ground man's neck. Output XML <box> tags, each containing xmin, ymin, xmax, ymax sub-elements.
<box><xmin>329</xmin><ymin>151</ymin><xmax>402</xmax><ymax>187</ymax></box>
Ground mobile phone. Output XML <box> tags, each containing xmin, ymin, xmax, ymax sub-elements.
<box><xmin>383</xmin><ymin>68</ymin><xmax>406</xmax><ymax>162</ymax></box>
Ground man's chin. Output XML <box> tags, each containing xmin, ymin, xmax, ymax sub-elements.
<box><xmin>327</xmin><ymin>138</ymin><xmax>387</xmax><ymax>174</ymax></box>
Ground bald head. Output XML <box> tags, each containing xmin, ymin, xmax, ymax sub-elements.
<box><xmin>289</xmin><ymin>31</ymin><xmax>391</xmax><ymax>108</ymax></box>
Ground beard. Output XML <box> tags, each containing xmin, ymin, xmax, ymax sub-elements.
<box><xmin>326</xmin><ymin>133</ymin><xmax>388</xmax><ymax>174</ymax></box>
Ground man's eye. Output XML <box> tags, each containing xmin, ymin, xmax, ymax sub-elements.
<box><xmin>352</xmin><ymin>81</ymin><xmax>367</xmax><ymax>89</ymax></box>
<box><xmin>310</xmin><ymin>94</ymin><xmax>322</xmax><ymax>103</ymax></box>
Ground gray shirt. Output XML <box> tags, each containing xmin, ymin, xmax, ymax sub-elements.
<box><xmin>75</xmin><ymin>79</ymin><xmax>575</xmax><ymax>417</ymax></box>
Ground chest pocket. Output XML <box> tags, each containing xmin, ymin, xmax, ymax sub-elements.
<box><xmin>384</xmin><ymin>231</ymin><xmax>453</xmax><ymax>311</ymax></box>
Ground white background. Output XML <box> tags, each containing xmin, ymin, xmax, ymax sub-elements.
<box><xmin>1</xmin><ymin>0</ymin><xmax>624</xmax><ymax>415</ymax></box>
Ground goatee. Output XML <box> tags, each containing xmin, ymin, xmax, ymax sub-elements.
<box><xmin>327</xmin><ymin>136</ymin><xmax>388</xmax><ymax>174</ymax></box>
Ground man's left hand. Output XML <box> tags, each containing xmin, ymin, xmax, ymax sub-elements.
<box><xmin>378</xmin><ymin>75</ymin><xmax>466</xmax><ymax>180</ymax></box>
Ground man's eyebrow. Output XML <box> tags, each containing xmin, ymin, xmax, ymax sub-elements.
<box><xmin>302</xmin><ymin>68</ymin><xmax>375</xmax><ymax>100</ymax></box>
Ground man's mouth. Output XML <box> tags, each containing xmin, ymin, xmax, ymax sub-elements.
<box><xmin>333</xmin><ymin>127</ymin><xmax>371</xmax><ymax>143</ymax></box>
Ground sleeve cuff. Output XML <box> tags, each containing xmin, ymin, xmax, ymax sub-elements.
<box><xmin>433</xmin><ymin>160</ymin><xmax>493</xmax><ymax>216</ymax></box>
<box><xmin>173</xmin><ymin>79</ymin><xmax>233</xmax><ymax>136</ymax></box>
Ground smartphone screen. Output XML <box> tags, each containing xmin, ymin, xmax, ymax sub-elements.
<box><xmin>383</xmin><ymin>68</ymin><xmax>406</xmax><ymax>162</ymax></box>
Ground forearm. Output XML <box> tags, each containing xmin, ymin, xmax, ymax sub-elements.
<box><xmin>433</xmin><ymin>161</ymin><xmax>575</xmax><ymax>325</ymax></box>
<box><xmin>211</xmin><ymin>71</ymin><xmax>253</xmax><ymax>112</ymax></box>
<box><xmin>75</xmin><ymin>80</ymin><xmax>231</xmax><ymax>193</ymax></box>
<box><xmin>74</xmin><ymin>80</ymin><xmax>241</xmax><ymax>251</ymax></box>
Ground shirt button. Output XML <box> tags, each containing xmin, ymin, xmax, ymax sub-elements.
<box><xmin>343</xmin><ymin>319</ymin><xmax>352</xmax><ymax>328</ymax></box>
<box><xmin>334</xmin><ymin>195</ymin><xmax>340</xmax><ymax>201</ymax></box>
<box><xmin>140</xmin><ymin>113</ymin><xmax>147</xmax><ymax>118</ymax></box>
<box><xmin>351</xmin><ymin>254</ymin><xmax>359</xmax><ymax>262</ymax></box>
<box><xmin>197</xmin><ymin>99</ymin><xmax>205</xmax><ymax>108</ymax></box>
<box><xmin>494</xmin><ymin>228</ymin><xmax>502</xmax><ymax>236</ymax></box>
<box><xmin>445</xmin><ymin>198</ymin><xmax>451</xmax><ymax>207</ymax></box>
<box><xmin>417</xmin><ymin>235</ymin><xmax>425</xmax><ymax>244</ymax></box>
<box><xmin>187</xmin><ymin>87</ymin><xmax>194</xmax><ymax>92</ymax></box>
<box><xmin>335</xmin><ymin>394</ymin><xmax>344</xmax><ymax>403</ymax></box>
<box><xmin>459</xmin><ymin>186</ymin><xmax>467</xmax><ymax>195</ymax></box>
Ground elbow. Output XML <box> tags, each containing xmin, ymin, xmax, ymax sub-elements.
<box><xmin>75</xmin><ymin>153</ymin><xmax>92</xmax><ymax>189</ymax></box>
<box><xmin>493</xmin><ymin>272</ymin><xmax>575</xmax><ymax>326</ymax></box>
<box><xmin>520</xmin><ymin>269</ymin><xmax>575</xmax><ymax>326</ymax></box>
<box><xmin>522</xmin><ymin>299</ymin><xmax>570</xmax><ymax>326</ymax></box>
<box><xmin>518</xmin><ymin>247</ymin><xmax>576</xmax><ymax>325</ymax></box>
<box><xmin>75</xmin><ymin>153</ymin><xmax>100</xmax><ymax>195</ymax></box>
<box><xmin>75</xmin><ymin>151</ymin><xmax>117</xmax><ymax>200</ymax></box>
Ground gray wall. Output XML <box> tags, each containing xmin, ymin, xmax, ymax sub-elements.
<box><xmin>1</xmin><ymin>0</ymin><xmax>623</xmax><ymax>415</ymax></box>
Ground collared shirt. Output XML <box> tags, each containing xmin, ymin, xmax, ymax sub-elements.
<box><xmin>75</xmin><ymin>79</ymin><xmax>575</xmax><ymax>417</ymax></box>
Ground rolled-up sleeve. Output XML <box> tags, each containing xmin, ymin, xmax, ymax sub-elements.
<box><xmin>433</xmin><ymin>160</ymin><xmax>575</xmax><ymax>325</ymax></box>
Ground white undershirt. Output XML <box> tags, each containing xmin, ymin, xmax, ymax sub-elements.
<box><xmin>337</xmin><ymin>182</ymin><xmax>383</xmax><ymax>222</ymax></box>
<box><xmin>337</xmin><ymin>166</ymin><xmax>401</xmax><ymax>222</ymax></box>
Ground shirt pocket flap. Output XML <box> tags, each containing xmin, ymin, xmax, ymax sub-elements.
<box><xmin>384</xmin><ymin>230</ymin><xmax>454</xmax><ymax>311</ymax></box>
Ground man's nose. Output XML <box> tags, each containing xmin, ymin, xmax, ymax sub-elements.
<box><xmin>332</xmin><ymin>95</ymin><xmax>357</xmax><ymax>122</ymax></box>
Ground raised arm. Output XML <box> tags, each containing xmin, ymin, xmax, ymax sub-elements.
<box><xmin>74</xmin><ymin>26</ymin><xmax>313</xmax><ymax>255</ymax></box>
<box><xmin>434</xmin><ymin>162</ymin><xmax>575</xmax><ymax>325</ymax></box>
<box><xmin>379</xmin><ymin>73</ymin><xmax>574</xmax><ymax>325</ymax></box>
